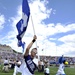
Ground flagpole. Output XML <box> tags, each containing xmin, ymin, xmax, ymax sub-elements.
<box><xmin>31</xmin><ymin>14</ymin><xmax>40</xmax><ymax>61</ymax></box>
<box><xmin>31</xmin><ymin>15</ymin><xmax>36</xmax><ymax>34</ymax></box>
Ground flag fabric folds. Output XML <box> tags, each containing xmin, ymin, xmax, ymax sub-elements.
<box><xmin>16</xmin><ymin>0</ymin><xmax>30</xmax><ymax>53</ymax></box>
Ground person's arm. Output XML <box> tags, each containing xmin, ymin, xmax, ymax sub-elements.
<box><xmin>24</xmin><ymin>35</ymin><xmax>37</xmax><ymax>56</ymax></box>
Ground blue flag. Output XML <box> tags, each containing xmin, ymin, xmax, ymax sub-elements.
<box><xmin>16</xmin><ymin>0</ymin><xmax>30</xmax><ymax>53</ymax></box>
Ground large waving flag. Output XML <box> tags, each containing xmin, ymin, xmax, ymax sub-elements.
<box><xmin>16</xmin><ymin>0</ymin><xmax>30</xmax><ymax>53</ymax></box>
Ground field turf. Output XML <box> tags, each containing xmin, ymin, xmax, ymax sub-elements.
<box><xmin>0</xmin><ymin>65</ymin><xmax>75</xmax><ymax>75</ymax></box>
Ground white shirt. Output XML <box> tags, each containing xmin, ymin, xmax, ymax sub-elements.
<box><xmin>44</xmin><ymin>67</ymin><xmax>50</xmax><ymax>74</ymax></box>
<box><xmin>33</xmin><ymin>58</ymin><xmax>38</xmax><ymax>66</ymax></box>
<box><xmin>4</xmin><ymin>59</ymin><xmax>8</xmax><ymax>64</ymax></box>
<box><xmin>18</xmin><ymin>60</ymin><xmax>33</xmax><ymax>75</ymax></box>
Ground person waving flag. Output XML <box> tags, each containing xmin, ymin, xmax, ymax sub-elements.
<box><xmin>16</xmin><ymin>0</ymin><xmax>30</xmax><ymax>53</ymax></box>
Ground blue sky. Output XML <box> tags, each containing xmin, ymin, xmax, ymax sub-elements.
<box><xmin>48</xmin><ymin>0</ymin><xmax>75</xmax><ymax>23</ymax></box>
<box><xmin>0</xmin><ymin>0</ymin><xmax>75</xmax><ymax>57</ymax></box>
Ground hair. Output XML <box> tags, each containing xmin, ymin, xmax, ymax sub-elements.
<box><xmin>32</xmin><ymin>48</ymin><xmax>37</xmax><ymax>51</ymax></box>
<box><xmin>5</xmin><ymin>58</ymin><xmax>7</xmax><ymax>60</ymax></box>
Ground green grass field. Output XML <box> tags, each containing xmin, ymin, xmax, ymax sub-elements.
<box><xmin>0</xmin><ymin>65</ymin><xmax>75</xmax><ymax>75</ymax></box>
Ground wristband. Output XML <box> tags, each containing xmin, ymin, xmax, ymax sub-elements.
<box><xmin>32</xmin><ymin>39</ymin><xmax>36</xmax><ymax>43</ymax></box>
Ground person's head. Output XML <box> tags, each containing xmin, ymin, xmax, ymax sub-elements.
<box><xmin>31</xmin><ymin>48</ymin><xmax>37</xmax><ymax>59</ymax></box>
<box><xmin>5</xmin><ymin>58</ymin><xmax>7</xmax><ymax>60</ymax></box>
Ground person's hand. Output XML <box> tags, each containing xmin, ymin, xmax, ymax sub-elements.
<box><xmin>33</xmin><ymin>35</ymin><xmax>37</xmax><ymax>40</ymax></box>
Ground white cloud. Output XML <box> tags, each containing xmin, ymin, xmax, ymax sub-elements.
<box><xmin>58</xmin><ymin>34</ymin><xmax>75</xmax><ymax>48</ymax></box>
<box><xmin>29</xmin><ymin>0</ymin><xmax>51</xmax><ymax>24</ymax></box>
<box><xmin>6</xmin><ymin>0</ymin><xmax>53</xmax><ymax>54</ymax></box>
<box><xmin>54</xmin><ymin>33</ymin><xmax>75</xmax><ymax>57</ymax></box>
<box><xmin>55</xmin><ymin>23</ymin><xmax>75</xmax><ymax>32</ymax></box>
<box><xmin>45</xmin><ymin>23</ymin><xmax>75</xmax><ymax>35</ymax></box>
<box><xmin>0</xmin><ymin>14</ymin><xmax>5</xmax><ymax>30</ymax></box>
<box><xmin>1</xmin><ymin>0</ymin><xmax>75</xmax><ymax>57</ymax></box>
<box><xmin>53</xmin><ymin>10</ymin><xmax>56</xmax><ymax>14</ymax></box>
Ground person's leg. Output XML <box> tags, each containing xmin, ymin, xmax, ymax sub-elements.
<box><xmin>61</xmin><ymin>70</ymin><xmax>66</xmax><ymax>75</ymax></box>
<box><xmin>13</xmin><ymin>66</ymin><xmax>17</xmax><ymax>75</ymax></box>
<box><xmin>46</xmin><ymin>73</ymin><xmax>50</xmax><ymax>75</ymax></box>
<box><xmin>5</xmin><ymin>65</ymin><xmax>9</xmax><ymax>72</ymax></box>
<box><xmin>56</xmin><ymin>74</ymin><xmax>59</xmax><ymax>75</ymax></box>
<box><xmin>56</xmin><ymin>72</ymin><xmax>60</xmax><ymax>75</ymax></box>
<box><xmin>5</xmin><ymin>66</ymin><xmax>7</xmax><ymax>72</ymax></box>
<box><xmin>44</xmin><ymin>72</ymin><xmax>47</xmax><ymax>75</ymax></box>
<box><xmin>2</xmin><ymin>66</ymin><xmax>5</xmax><ymax>71</ymax></box>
